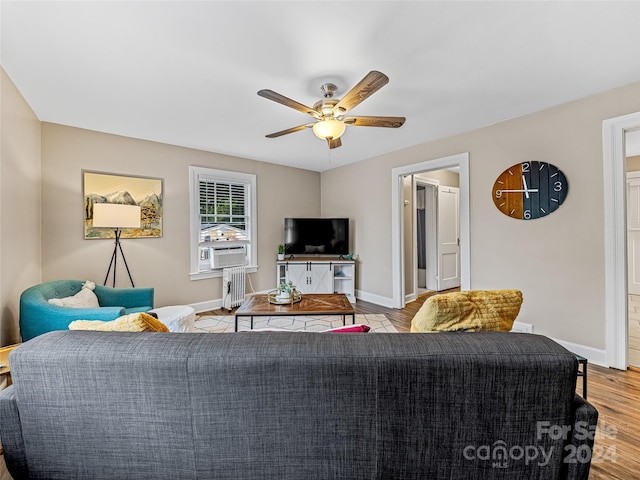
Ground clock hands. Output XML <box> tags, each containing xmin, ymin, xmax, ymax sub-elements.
<box><xmin>496</xmin><ymin>175</ymin><xmax>539</xmax><ymax>196</ymax></box>
<box><xmin>522</xmin><ymin>175</ymin><xmax>531</xmax><ymax>199</ymax></box>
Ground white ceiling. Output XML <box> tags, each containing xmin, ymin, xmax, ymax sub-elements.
<box><xmin>2</xmin><ymin>1</ymin><xmax>640</xmax><ymax>172</ymax></box>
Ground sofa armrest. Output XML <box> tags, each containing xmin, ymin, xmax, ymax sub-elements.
<box><xmin>20</xmin><ymin>301</ymin><xmax>127</xmax><ymax>341</ymax></box>
<box><xmin>0</xmin><ymin>386</ymin><xmax>29</xmax><ymax>479</ymax></box>
<box><xmin>94</xmin><ymin>286</ymin><xmax>154</xmax><ymax>310</ymax></box>
<box><xmin>46</xmin><ymin>305</ymin><xmax>126</xmax><ymax>322</ymax></box>
<box><xmin>563</xmin><ymin>394</ymin><xmax>599</xmax><ymax>480</ymax></box>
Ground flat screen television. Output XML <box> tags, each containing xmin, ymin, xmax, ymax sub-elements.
<box><xmin>284</xmin><ymin>218</ymin><xmax>349</xmax><ymax>256</ymax></box>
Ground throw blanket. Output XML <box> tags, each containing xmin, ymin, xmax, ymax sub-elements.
<box><xmin>410</xmin><ymin>289</ymin><xmax>523</xmax><ymax>333</ymax></box>
<box><xmin>69</xmin><ymin>313</ymin><xmax>169</xmax><ymax>332</ymax></box>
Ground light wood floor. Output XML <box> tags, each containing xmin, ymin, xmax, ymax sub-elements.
<box><xmin>208</xmin><ymin>291</ymin><xmax>640</xmax><ymax>477</ymax></box>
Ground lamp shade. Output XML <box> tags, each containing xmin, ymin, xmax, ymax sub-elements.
<box><xmin>312</xmin><ymin>118</ymin><xmax>346</xmax><ymax>140</ymax></box>
<box><xmin>92</xmin><ymin>203</ymin><xmax>141</xmax><ymax>228</ymax></box>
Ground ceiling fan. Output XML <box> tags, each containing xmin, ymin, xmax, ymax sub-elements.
<box><xmin>257</xmin><ymin>71</ymin><xmax>405</xmax><ymax>149</ymax></box>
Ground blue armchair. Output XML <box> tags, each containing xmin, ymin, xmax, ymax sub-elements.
<box><xmin>19</xmin><ymin>280</ymin><xmax>154</xmax><ymax>342</ymax></box>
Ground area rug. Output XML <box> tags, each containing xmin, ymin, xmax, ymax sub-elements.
<box><xmin>192</xmin><ymin>313</ymin><xmax>398</xmax><ymax>333</ymax></box>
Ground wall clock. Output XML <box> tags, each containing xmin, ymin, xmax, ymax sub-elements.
<box><xmin>492</xmin><ymin>161</ymin><xmax>568</xmax><ymax>220</ymax></box>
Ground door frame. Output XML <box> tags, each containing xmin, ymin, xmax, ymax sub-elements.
<box><xmin>411</xmin><ymin>177</ymin><xmax>438</xmax><ymax>302</ymax></box>
<box><xmin>603</xmin><ymin>111</ymin><xmax>640</xmax><ymax>369</ymax></box>
<box><xmin>391</xmin><ymin>152</ymin><xmax>470</xmax><ymax>309</ymax></box>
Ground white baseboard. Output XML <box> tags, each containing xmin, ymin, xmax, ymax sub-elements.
<box><xmin>355</xmin><ymin>289</ymin><xmax>396</xmax><ymax>308</ymax></box>
<box><xmin>189</xmin><ymin>299</ymin><xmax>222</xmax><ymax>314</ymax></box>
<box><xmin>505</xmin><ymin>322</ymin><xmax>608</xmax><ymax>367</ymax></box>
<box><xmin>194</xmin><ymin>289</ymin><xmax>396</xmax><ymax>313</ymax></box>
<box><xmin>189</xmin><ymin>289</ymin><xmax>273</xmax><ymax>314</ymax></box>
<box><xmin>405</xmin><ymin>293</ymin><xmax>417</xmax><ymax>304</ymax></box>
<box><xmin>550</xmin><ymin>337</ymin><xmax>608</xmax><ymax>368</ymax></box>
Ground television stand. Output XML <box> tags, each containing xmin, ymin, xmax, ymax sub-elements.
<box><xmin>276</xmin><ymin>258</ymin><xmax>356</xmax><ymax>303</ymax></box>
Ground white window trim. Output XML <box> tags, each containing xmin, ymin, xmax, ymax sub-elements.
<box><xmin>189</xmin><ymin>166</ymin><xmax>258</xmax><ymax>280</ymax></box>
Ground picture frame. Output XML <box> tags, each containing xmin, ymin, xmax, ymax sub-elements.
<box><xmin>83</xmin><ymin>170</ymin><xmax>163</xmax><ymax>239</ymax></box>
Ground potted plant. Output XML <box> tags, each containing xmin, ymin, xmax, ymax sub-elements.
<box><xmin>276</xmin><ymin>281</ymin><xmax>296</xmax><ymax>302</ymax></box>
<box><xmin>277</xmin><ymin>244</ymin><xmax>285</xmax><ymax>260</ymax></box>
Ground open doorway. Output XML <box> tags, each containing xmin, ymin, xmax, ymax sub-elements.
<box><xmin>603</xmin><ymin>111</ymin><xmax>640</xmax><ymax>369</ymax></box>
<box><xmin>404</xmin><ymin>171</ymin><xmax>461</xmax><ymax>303</ymax></box>
<box><xmin>391</xmin><ymin>153</ymin><xmax>470</xmax><ymax>309</ymax></box>
<box><xmin>626</xmin><ymin>129</ymin><xmax>640</xmax><ymax>367</ymax></box>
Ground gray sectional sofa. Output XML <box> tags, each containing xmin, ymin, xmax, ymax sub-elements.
<box><xmin>0</xmin><ymin>330</ymin><xmax>597</xmax><ymax>479</ymax></box>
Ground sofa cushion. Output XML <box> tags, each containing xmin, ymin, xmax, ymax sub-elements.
<box><xmin>410</xmin><ymin>289</ymin><xmax>523</xmax><ymax>333</ymax></box>
<box><xmin>47</xmin><ymin>280</ymin><xmax>99</xmax><ymax>308</ymax></box>
<box><xmin>69</xmin><ymin>313</ymin><xmax>169</xmax><ymax>332</ymax></box>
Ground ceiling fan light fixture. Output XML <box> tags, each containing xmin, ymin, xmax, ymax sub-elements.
<box><xmin>312</xmin><ymin>118</ymin><xmax>346</xmax><ymax>140</ymax></box>
<box><xmin>259</xmin><ymin>71</ymin><xmax>401</xmax><ymax>149</ymax></box>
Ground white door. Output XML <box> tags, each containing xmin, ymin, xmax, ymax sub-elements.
<box><xmin>437</xmin><ymin>186</ymin><xmax>461</xmax><ymax>291</ymax></box>
<box><xmin>413</xmin><ymin>178</ymin><xmax>438</xmax><ymax>295</ymax></box>
<box><xmin>627</xmin><ymin>174</ymin><xmax>640</xmax><ymax>295</ymax></box>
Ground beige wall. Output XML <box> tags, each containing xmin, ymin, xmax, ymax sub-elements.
<box><xmin>627</xmin><ymin>155</ymin><xmax>640</xmax><ymax>171</ymax></box>
<box><xmin>322</xmin><ymin>80</ymin><xmax>640</xmax><ymax>351</ymax></box>
<box><xmin>41</xmin><ymin>123</ymin><xmax>320</xmax><ymax>308</ymax></box>
<box><xmin>416</xmin><ymin>169</ymin><xmax>460</xmax><ymax>188</ymax></box>
<box><xmin>0</xmin><ymin>68</ymin><xmax>42</xmax><ymax>345</ymax></box>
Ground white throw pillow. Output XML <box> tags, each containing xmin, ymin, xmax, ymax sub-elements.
<box><xmin>48</xmin><ymin>281</ymin><xmax>100</xmax><ymax>308</ymax></box>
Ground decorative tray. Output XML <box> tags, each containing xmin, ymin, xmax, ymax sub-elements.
<box><xmin>267</xmin><ymin>290</ymin><xmax>302</xmax><ymax>305</ymax></box>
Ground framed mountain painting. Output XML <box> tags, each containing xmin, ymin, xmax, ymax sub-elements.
<box><xmin>83</xmin><ymin>171</ymin><xmax>163</xmax><ymax>239</ymax></box>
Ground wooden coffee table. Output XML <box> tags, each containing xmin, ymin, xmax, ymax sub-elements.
<box><xmin>234</xmin><ymin>293</ymin><xmax>355</xmax><ymax>332</ymax></box>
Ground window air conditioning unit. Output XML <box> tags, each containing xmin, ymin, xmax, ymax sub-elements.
<box><xmin>210</xmin><ymin>245</ymin><xmax>246</xmax><ymax>269</ymax></box>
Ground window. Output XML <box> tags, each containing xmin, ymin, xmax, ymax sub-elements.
<box><xmin>189</xmin><ymin>166</ymin><xmax>257</xmax><ymax>279</ymax></box>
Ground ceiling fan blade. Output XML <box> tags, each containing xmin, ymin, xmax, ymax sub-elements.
<box><xmin>265</xmin><ymin>123</ymin><xmax>313</xmax><ymax>138</ymax></box>
<box><xmin>333</xmin><ymin>71</ymin><xmax>389</xmax><ymax>116</ymax></box>
<box><xmin>327</xmin><ymin>137</ymin><xmax>342</xmax><ymax>149</ymax></box>
<box><xmin>343</xmin><ymin>116</ymin><xmax>405</xmax><ymax>128</ymax></box>
<box><xmin>258</xmin><ymin>89</ymin><xmax>320</xmax><ymax>119</ymax></box>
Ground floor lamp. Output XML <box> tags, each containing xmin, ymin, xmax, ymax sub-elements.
<box><xmin>92</xmin><ymin>203</ymin><xmax>141</xmax><ymax>287</ymax></box>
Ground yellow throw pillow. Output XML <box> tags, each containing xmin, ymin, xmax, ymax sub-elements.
<box><xmin>69</xmin><ymin>313</ymin><xmax>169</xmax><ymax>332</ymax></box>
<box><xmin>410</xmin><ymin>290</ymin><xmax>523</xmax><ymax>333</ymax></box>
